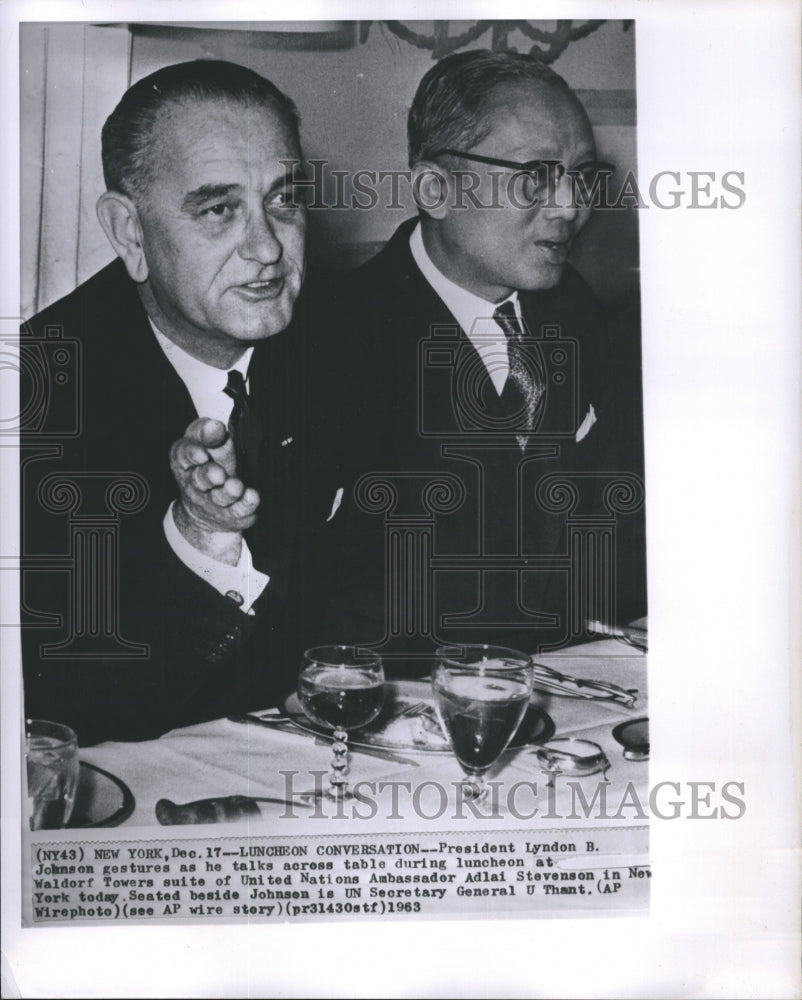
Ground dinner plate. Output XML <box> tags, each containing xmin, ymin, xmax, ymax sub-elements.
<box><xmin>67</xmin><ymin>762</ymin><xmax>135</xmax><ymax>828</ymax></box>
<box><xmin>282</xmin><ymin>680</ymin><xmax>555</xmax><ymax>754</ymax></box>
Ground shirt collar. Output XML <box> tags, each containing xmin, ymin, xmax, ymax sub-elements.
<box><xmin>409</xmin><ymin>221</ymin><xmax>521</xmax><ymax>334</ymax></box>
<box><xmin>149</xmin><ymin>321</ymin><xmax>253</xmax><ymax>394</ymax></box>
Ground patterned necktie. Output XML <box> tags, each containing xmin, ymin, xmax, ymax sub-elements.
<box><xmin>223</xmin><ymin>369</ymin><xmax>261</xmax><ymax>485</ymax></box>
<box><xmin>493</xmin><ymin>300</ymin><xmax>546</xmax><ymax>451</ymax></box>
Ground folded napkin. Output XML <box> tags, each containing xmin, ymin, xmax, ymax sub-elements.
<box><xmin>82</xmin><ymin>718</ymin><xmax>419</xmax><ymax>826</ymax></box>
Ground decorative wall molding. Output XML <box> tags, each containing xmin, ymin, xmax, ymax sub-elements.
<box><xmin>359</xmin><ymin>20</ymin><xmax>633</xmax><ymax>62</ymax></box>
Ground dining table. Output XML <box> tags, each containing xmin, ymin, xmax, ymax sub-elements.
<box><xmin>78</xmin><ymin>637</ymin><xmax>649</xmax><ymax>832</ymax></box>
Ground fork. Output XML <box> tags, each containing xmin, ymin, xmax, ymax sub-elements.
<box><xmin>586</xmin><ymin>619</ymin><xmax>648</xmax><ymax>651</ymax></box>
<box><xmin>228</xmin><ymin>711</ymin><xmax>419</xmax><ymax>766</ymax></box>
<box><xmin>531</xmin><ymin>663</ymin><xmax>638</xmax><ymax>708</ymax></box>
<box><xmin>397</xmin><ymin>701</ymin><xmax>430</xmax><ymax>718</ymax></box>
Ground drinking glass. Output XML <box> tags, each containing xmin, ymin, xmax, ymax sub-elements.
<box><xmin>298</xmin><ymin>646</ymin><xmax>384</xmax><ymax>798</ymax></box>
<box><xmin>433</xmin><ymin>644</ymin><xmax>534</xmax><ymax>801</ymax></box>
<box><xmin>25</xmin><ymin>719</ymin><xmax>80</xmax><ymax>830</ymax></box>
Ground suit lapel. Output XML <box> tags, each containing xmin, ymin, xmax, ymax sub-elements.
<box><xmin>76</xmin><ymin>262</ymin><xmax>196</xmax><ymax>516</ymax></box>
<box><xmin>384</xmin><ymin>227</ymin><xmax>502</xmax><ymax>440</ymax></box>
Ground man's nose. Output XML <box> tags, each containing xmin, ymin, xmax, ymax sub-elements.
<box><xmin>542</xmin><ymin>173</ymin><xmax>581</xmax><ymax>219</ymax></box>
<box><xmin>238</xmin><ymin>208</ymin><xmax>283</xmax><ymax>264</ymax></box>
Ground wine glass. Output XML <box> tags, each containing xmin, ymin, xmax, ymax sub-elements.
<box><xmin>433</xmin><ymin>644</ymin><xmax>534</xmax><ymax>802</ymax></box>
<box><xmin>298</xmin><ymin>645</ymin><xmax>385</xmax><ymax>799</ymax></box>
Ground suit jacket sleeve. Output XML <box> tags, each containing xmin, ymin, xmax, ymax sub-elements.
<box><xmin>21</xmin><ymin>463</ymin><xmax>300</xmax><ymax>745</ymax></box>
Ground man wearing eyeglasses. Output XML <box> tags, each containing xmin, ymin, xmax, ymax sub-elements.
<box><xmin>334</xmin><ymin>49</ymin><xmax>646</xmax><ymax>659</ymax></box>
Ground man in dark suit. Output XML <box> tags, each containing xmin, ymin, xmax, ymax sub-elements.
<box><xmin>334</xmin><ymin>51</ymin><xmax>646</xmax><ymax>663</ymax></box>
<box><xmin>21</xmin><ymin>60</ymin><xmax>369</xmax><ymax>744</ymax></box>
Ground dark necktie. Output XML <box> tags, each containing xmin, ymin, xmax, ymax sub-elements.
<box><xmin>493</xmin><ymin>300</ymin><xmax>546</xmax><ymax>450</ymax></box>
<box><xmin>223</xmin><ymin>369</ymin><xmax>261</xmax><ymax>485</ymax></box>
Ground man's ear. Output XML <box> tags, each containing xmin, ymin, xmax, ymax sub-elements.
<box><xmin>96</xmin><ymin>192</ymin><xmax>149</xmax><ymax>283</ymax></box>
<box><xmin>410</xmin><ymin>161</ymin><xmax>450</xmax><ymax>221</ymax></box>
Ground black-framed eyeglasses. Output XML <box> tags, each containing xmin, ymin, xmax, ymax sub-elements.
<box><xmin>430</xmin><ymin>148</ymin><xmax>615</xmax><ymax>206</ymax></box>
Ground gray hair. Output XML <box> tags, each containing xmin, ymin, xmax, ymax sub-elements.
<box><xmin>408</xmin><ymin>50</ymin><xmax>570</xmax><ymax>167</ymax></box>
<box><xmin>102</xmin><ymin>59</ymin><xmax>301</xmax><ymax>201</ymax></box>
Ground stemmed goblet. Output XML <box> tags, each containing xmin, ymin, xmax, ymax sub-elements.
<box><xmin>433</xmin><ymin>644</ymin><xmax>534</xmax><ymax>802</ymax></box>
<box><xmin>298</xmin><ymin>645</ymin><xmax>385</xmax><ymax>799</ymax></box>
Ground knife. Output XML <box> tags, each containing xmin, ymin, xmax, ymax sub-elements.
<box><xmin>228</xmin><ymin>712</ymin><xmax>295</xmax><ymax>729</ymax></box>
<box><xmin>156</xmin><ymin>794</ymin><xmax>316</xmax><ymax>825</ymax></box>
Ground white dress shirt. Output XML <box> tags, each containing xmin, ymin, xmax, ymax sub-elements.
<box><xmin>151</xmin><ymin>324</ymin><xmax>269</xmax><ymax>613</ymax></box>
<box><xmin>409</xmin><ymin>222</ymin><xmax>522</xmax><ymax>395</ymax></box>
<box><xmin>411</xmin><ymin>223</ymin><xmax>599</xmax><ymax>446</ymax></box>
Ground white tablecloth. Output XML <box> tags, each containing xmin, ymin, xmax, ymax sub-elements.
<box><xmin>82</xmin><ymin>638</ymin><xmax>648</xmax><ymax>828</ymax></box>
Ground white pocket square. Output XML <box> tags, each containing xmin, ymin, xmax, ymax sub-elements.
<box><xmin>575</xmin><ymin>404</ymin><xmax>597</xmax><ymax>443</ymax></box>
<box><xmin>326</xmin><ymin>487</ymin><xmax>344</xmax><ymax>522</ymax></box>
